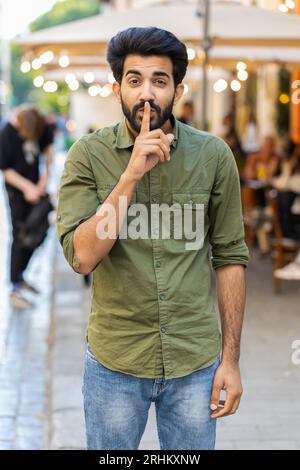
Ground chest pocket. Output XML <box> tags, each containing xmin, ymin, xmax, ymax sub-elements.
<box><xmin>170</xmin><ymin>191</ymin><xmax>210</xmax><ymax>250</ymax></box>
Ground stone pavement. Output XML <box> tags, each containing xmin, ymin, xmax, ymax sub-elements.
<box><xmin>0</xmin><ymin>228</ymin><xmax>56</xmax><ymax>450</ymax></box>
<box><xmin>1</xmin><ymin>155</ymin><xmax>299</xmax><ymax>450</ymax></box>
<box><xmin>49</xmin><ymin>245</ymin><xmax>300</xmax><ymax>450</ymax></box>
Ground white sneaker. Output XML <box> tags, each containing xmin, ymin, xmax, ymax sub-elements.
<box><xmin>10</xmin><ymin>291</ymin><xmax>34</xmax><ymax>309</ymax></box>
<box><xmin>274</xmin><ymin>262</ymin><xmax>300</xmax><ymax>280</ymax></box>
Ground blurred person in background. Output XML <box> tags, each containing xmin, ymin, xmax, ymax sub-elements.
<box><xmin>220</xmin><ymin>113</ymin><xmax>246</xmax><ymax>180</ymax></box>
<box><xmin>272</xmin><ymin>140</ymin><xmax>300</xmax><ymax>280</ymax></box>
<box><xmin>244</xmin><ymin>135</ymin><xmax>280</xmax><ymax>186</ymax></box>
<box><xmin>0</xmin><ymin>105</ymin><xmax>54</xmax><ymax>309</ymax></box>
<box><xmin>178</xmin><ymin>100</ymin><xmax>195</xmax><ymax>126</ymax></box>
<box><xmin>243</xmin><ymin>136</ymin><xmax>281</xmax><ymax>256</ymax></box>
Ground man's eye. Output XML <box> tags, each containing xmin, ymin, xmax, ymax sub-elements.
<box><xmin>156</xmin><ymin>80</ymin><xmax>167</xmax><ymax>86</ymax></box>
<box><xmin>129</xmin><ymin>79</ymin><xmax>139</xmax><ymax>85</ymax></box>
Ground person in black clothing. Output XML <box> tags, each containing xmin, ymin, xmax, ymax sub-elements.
<box><xmin>0</xmin><ymin>106</ymin><xmax>54</xmax><ymax>309</ymax></box>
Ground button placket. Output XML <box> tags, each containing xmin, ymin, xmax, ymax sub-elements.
<box><xmin>149</xmin><ymin>164</ymin><xmax>170</xmax><ymax>375</ymax></box>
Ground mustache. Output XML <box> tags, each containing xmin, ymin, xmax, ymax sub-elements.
<box><xmin>133</xmin><ymin>102</ymin><xmax>161</xmax><ymax>115</ymax></box>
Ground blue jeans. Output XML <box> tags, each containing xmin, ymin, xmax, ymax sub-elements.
<box><xmin>82</xmin><ymin>344</ymin><xmax>220</xmax><ymax>450</ymax></box>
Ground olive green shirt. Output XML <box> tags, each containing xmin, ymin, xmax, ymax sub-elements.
<box><xmin>57</xmin><ymin>114</ymin><xmax>249</xmax><ymax>379</ymax></box>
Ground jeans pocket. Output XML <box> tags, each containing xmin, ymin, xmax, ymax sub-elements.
<box><xmin>86</xmin><ymin>343</ymin><xmax>98</xmax><ymax>362</ymax></box>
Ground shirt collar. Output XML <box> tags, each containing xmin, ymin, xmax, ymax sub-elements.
<box><xmin>115</xmin><ymin>113</ymin><xmax>179</xmax><ymax>150</ymax></box>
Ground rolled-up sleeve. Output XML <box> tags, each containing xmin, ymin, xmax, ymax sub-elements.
<box><xmin>56</xmin><ymin>139</ymin><xmax>100</xmax><ymax>271</ymax></box>
<box><xmin>208</xmin><ymin>140</ymin><xmax>249</xmax><ymax>270</ymax></box>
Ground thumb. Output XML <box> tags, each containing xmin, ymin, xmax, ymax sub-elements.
<box><xmin>210</xmin><ymin>379</ymin><xmax>222</xmax><ymax>411</ymax></box>
<box><xmin>166</xmin><ymin>133</ymin><xmax>174</xmax><ymax>144</ymax></box>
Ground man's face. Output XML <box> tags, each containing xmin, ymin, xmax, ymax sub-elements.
<box><xmin>113</xmin><ymin>54</ymin><xmax>183</xmax><ymax>133</ymax></box>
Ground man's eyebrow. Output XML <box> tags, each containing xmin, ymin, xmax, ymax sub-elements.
<box><xmin>125</xmin><ymin>69</ymin><xmax>171</xmax><ymax>79</ymax></box>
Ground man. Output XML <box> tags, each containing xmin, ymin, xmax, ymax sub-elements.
<box><xmin>0</xmin><ymin>106</ymin><xmax>53</xmax><ymax>309</ymax></box>
<box><xmin>57</xmin><ymin>27</ymin><xmax>249</xmax><ymax>450</ymax></box>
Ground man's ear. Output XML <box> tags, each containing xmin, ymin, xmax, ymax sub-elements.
<box><xmin>112</xmin><ymin>81</ymin><xmax>121</xmax><ymax>103</ymax></box>
<box><xmin>173</xmin><ymin>83</ymin><xmax>185</xmax><ymax>106</ymax></box>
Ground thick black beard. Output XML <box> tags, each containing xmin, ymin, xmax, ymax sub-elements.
<box><xmin>120</xmin><ymin>94</ymin><xmax>175</xmax><ymax>133</ymax></box>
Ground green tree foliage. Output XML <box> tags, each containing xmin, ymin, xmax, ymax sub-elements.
<box><xmin>11</xmin><ymin>0</ymin><xmax>101</xmax><ymax>111</ymax></box>
<box><xmin>30</xmin><ymin>0</ymin><xmax>101</xmax><ymax>32</ymax></box>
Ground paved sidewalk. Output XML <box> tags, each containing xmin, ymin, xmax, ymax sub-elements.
<box><xmin>49</xmin><ymin>247</ymin><xmax>300</xmax><ymax>450</ymax></box>
<box><xmin>0</xmin><ymin>228</ymin><xmax>56</xmax><ymax>450</ymax></box>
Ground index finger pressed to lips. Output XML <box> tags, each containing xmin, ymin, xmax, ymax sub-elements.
<box><xmin>139</xmin><ymin>101</ymin><xmax>150</xmax><ymax>135</ymax></box>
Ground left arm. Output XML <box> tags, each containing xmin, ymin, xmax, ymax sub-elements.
<box><xmin>210</xmin><ymin>264</ymin><xmax>246</xmax><ymax>418</ymax></box>
<box><xmin>208</xmin><ymin>139</ymin><xmax>249</xmax><ymax>418</ymax></box>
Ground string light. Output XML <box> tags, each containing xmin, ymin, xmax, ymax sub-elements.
<box><xmin>237</xmin><ymin>70</ymin><xmax>248</xmax><ymax>81</ymax></box>
<box><xmin>213</xmin><ymin>79</ymin><xmax>228</xmax><ymax>93</ymax></box>
<box><xmin>108</xmin><ymin>72</ymin><xmax>116</xmax><ymax>84</ymax></box>
<box><xmin>279</xmin><ymin>93</ymin><xmax>290</xmax><ymax>104</ymax></box>
<box><xmin>32</xmin><ymin>59</ymin><xmax>42</xmax><ymax>70</ymax></box>
<box><xmin>230</xmin><ymin>80</ymin><xmax>241</xmax><ymax>92</ymax></box>
<box><xmin>285</xmin><ymin>0</ymin><xmax>295</xmax><ymax>9</ymax></box>
<box><xmin>33</xmin><ymin>76</ymin><xmax>44</xmax><ymax>88</ymax></box>
<box><xmin>236</xmin><ymin>62</ymin><xmax>247</xmax><ymax>71</ymax></box>
<box><xmin>20</xmin><ymin>61</ymin><xmax>31</xmax><ymax>73</ymax></box>
<box><xmin>84</xmin><ymin>72</ymin><xmax>95</xmax><ymax>84</ymax></box>
<box><xmin>99</xmin><ymin>85</ymin><xmax>111</xmax><ymax>97</ymax></box>
<box><xmin>68</xmin><ymin>79</ymin><xmax>79</xmax><ymax>91</ymax></box>
<box><xmin>59</xmin><ymin>54</ymin><xmax>70</xmax><ymax>68</ymax></box>
<box><xmin>278</xmin><ymin>3</ymin><xmax>289</xmax><ymax>12</ymax></box>
<box><xmin>43</xmin><ymin>81</ymin><xmax>58</xmax><ymax>93</ymax></box>
<box><xmin>40</xmin><ymin>51</ymin><xmax>54</xmax><ymax>64</ymax></box>
<box><xmin>88</xmin><ymin>85</ymin><xmax>100</xmax><ymax>97</ymax></box>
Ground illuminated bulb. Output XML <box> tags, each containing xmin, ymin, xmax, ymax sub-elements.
<box><xmin>108</xmin><ymin>72</ymin><xmax>116</xmax><ymax>84</ymax></box>
<box><xmin>84</xmin><ymin>72</ymin><xmax>95</xmax><ymax>84</ymax></box>
<box><xmin>32</xmin><ymin>59</ymin><xmax>42</xmax><ymax>70</ymax></box>
<box><xmin>68</xmin><ymin>79</ymin><xmax>79</xmax><ymax>91</ymax></box>
<box><xmin>33</xmin><ymin>76</ymin><xmax>44</xmax><ymax>87</ymax></box>
<box><xmin>20</xmin><ymin>61</ymin><xmax>31</xmax><ymax>73</ymax></box>
<box><xmin>278</xmin><ymin>3</ymin><xmax>288</xmax><ymax>12</ymax></box>
<box><xmin>213</xmin><ymin>79</ymin><xmax>228</xmax><ymax>93</ymax></box>
<box><xmin>88</xmin><ymin>85</ymin><xmax>100</xmax><ymax>97</ymax></box>
<box><xmin>187</xmin><ymin>48</ymin><xmax>196</xmax><ymax>61</ymax></box>
<box><xmin>99</xmin><ymin>85</ymin><xmax>111</xmax><ymax>97</ymax></box>
<box><xmin>237</xmin><ymin>70</ymin><xmax>248</xmax><ymax>81</ymax></box>
<box><xmin>236</xmin><ymin>62</ymin><xmax>247</xmax><ymax>71</ymax></box>
<box><xmin>43</xmin><ymin>81</ymin><xmax>58</xmax><ymax>93</ymax></box>
<box><xmin>285</xmin><ymin>0</ymin><xmax>295</xmax><ymax>9</ymax></box>
<box><xmin>65</xmin><ymin>73</ymin><xmax>76</xmax><ymax>84</ymax></box>
<box><xmin>40</xmin><ymin>51</ymin><xmax>54</xmax><ymax>64</ymax></box>
<box><xmin>230</xmin><ymin>80</ymin><xmax>241</xmax><ymax>92</ymax></box>
<box><xmin>59</xmin><ymin>55</ymin><xmax>70</xmax><ymax>68</ymax></box>
<box><xmin>279</xmin><ymin>93</ymin><xmax>290</xmax><ymax>104</ymax></box>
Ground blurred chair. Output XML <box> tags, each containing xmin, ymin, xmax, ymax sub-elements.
<box><xmin>266</xmin><ymin>189</ymin><xmax>300</xmax><ymax>293</ymax></box>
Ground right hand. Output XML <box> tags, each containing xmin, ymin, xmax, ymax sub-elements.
<box><xmin>124</xmin><ymin>101</ymin><xmax>174</xmax><ymax>182</ymax></box>
<box><xmin>23</xmin><ymin>183</ymin><xmax>41</xmax><ymax>204</ymax></box>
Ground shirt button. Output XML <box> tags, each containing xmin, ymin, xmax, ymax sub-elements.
<box><xmin>155</xmin><ymin>260</ymin><xmax>161</xmax><ymax>268</ymax></box>
<box><xmin>159</xmin><ymin>293</ymin><xmax>165</xmax><ymax>301</ymax></box>
<box><xmin>160</xmin><ymin>326</ymin><xmax>167</xmax><ymax>334</ymax></box>
<box><xmin>151</xmin><ymin>195</ymin><xmax>158</xmax><ymax>203</ymax></box>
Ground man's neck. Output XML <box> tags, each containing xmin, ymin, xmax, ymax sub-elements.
<box><xmin>125</xmin><ymin>117</ymin><xmax>174</xmax><ymax>139</ymax></box>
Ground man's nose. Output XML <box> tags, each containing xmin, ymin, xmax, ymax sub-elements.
<box><xmin>139</xmin><ymin>82</ymin><xmax>155</xmax><ymax>102</ymax></box>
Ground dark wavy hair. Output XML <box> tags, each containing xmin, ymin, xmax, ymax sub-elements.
<box><xmin>106</xmin><ymin>27</ymin><xmax>188</xmax><ymax>87</ymax></box>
